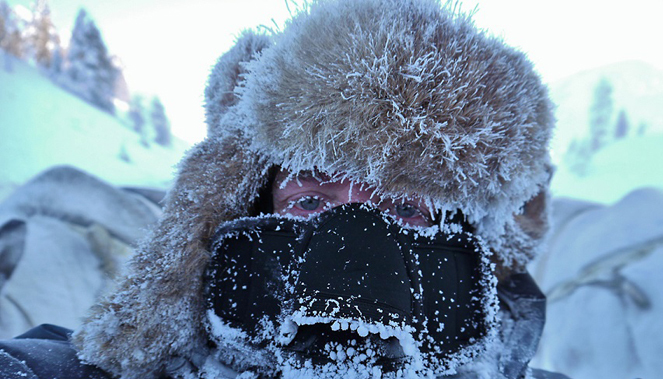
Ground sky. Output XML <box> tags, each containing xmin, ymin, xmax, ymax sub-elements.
<box><xmin>7</xmin><ymin>0</ymin><xmax>663</xmax><ymax>144</ymax></box>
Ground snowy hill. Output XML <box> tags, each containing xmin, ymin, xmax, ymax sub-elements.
<box><xmin>548</xmin><ymin>61</ymin><xmax>663</xmax><ymax>204</ymax></box>
<box><xmin>548</xmin><ymin>60</ymin><xmax>663</xmax><ymax>160</ymax></box>
<box><xmin>551</xmin><ymin>133</ymin><xmax>663</xmax><ymax>203</ymax></box>
<box><xmin>0</xmin><ymin>54</ymin><xmax>190</xmax><ymax>200</ymax></box>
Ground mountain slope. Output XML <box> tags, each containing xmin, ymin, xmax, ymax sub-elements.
<box><xmin>551</xmin><ymin>133</ymin><xmax>663</xmax><ymax>203</ymax></box>
<box><xmin>548</xmin><ymin>60</ymin><xmax>663</xmax><ymax>161</ymax></box>
<box><xmin>0</xmin><ymin>54</ymin><xmax>190</xmax><ymax>200</ymax></box>
<box><xmin>548</xmin><ymin>61</ymin><xmax>663</xmax><ymax>204</ymax></box>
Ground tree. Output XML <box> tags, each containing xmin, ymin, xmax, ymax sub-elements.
<box><xmin>48</xmin><ymin>42</ymin><xmax>62</xmax><ymax>76</ymax></box>
<box><xmin>588</xmin><ymin>77</ymin><xmax>614</xmax><ymax>152</ymax></box>
<box><xmin>26</xmin><ymin>0</ymin><xmax>60</xmax><ymax>69</ymax></box>
<box><xmin>614</xmin><ymin>109</ymin><xmax>630</xmax><ymax>140</ymax></box>
<box><xmin>0</xmin><ymin>1</ymin><xmax>24</xmax><ymax>59</ymax></box>
<box><xmin>128</xmin><ymin>94</ymin><xmax>148</xmax><ymax>147</ymax></box>
<box><xmin>64</xmin><ymin>9</ymin><xmax>118</xmax><ymax>114</ymax></box>
<box><xmin>150</xmin><ymin>96</ymin><xmax>172</xmax><ymax>147</ymax></box>
<box><xmin>0</xmin><ymin>1</ymin><xmax>6</xmax><ymax>44</ymax></box>
<box><xmin>564</xmin><ymin>137</ymin><xmax>591</xmax><ymax>177</ymax></box>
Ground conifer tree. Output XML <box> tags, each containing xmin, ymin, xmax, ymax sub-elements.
<box><xmin>588</xmin><ymin>77</ymin><xmax>614</xmax><ymax>152</ymax></box>
<box><xmin>150</xmin><ymin>96</ymin><xmax>172</xmax><ymax>147</ymax></box>
<box><xmin>65</xmin><ymin>8</ymin><xmax>118</xmax><ymax>114</ymax></box>
<box><xmin>614</xmin><ymin>109</ymin><xmax>630</xmax><ymax>140</ymax></box>
<box><xmin>118</xmin><ymin>144</ymin><xmax>132</xmax><ymax>163</ymax></box>
<box><xmin>128</xmin><ymin>94</ymin><xmax>148</xmax><ymax>147</ymax></box>
<box><xmin>0</xmin><ymin>1</ymin><xmax>24</xmax><ymax>59</ymax></box>
<box><xmin>0</xmin><ymin>1</ymin><xmax>6</xmax><ymax>45</ymax></box>
<box><xmin>48</xmin><ymin>43</ymin><xmax>62</xmax><ymax>76</ymax></box>
<box><xmin>564</xmin><ymin>137</ymin><xmax>591</xmax><ymax>176</ymax></box>
<box><xmin>27</xmin><ymin>0</ymin><xmax>60</xmax><ymax>68</ymax></box>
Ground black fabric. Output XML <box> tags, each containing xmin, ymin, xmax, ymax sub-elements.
<box><xmin>0</xmin><ymin>324</ymin><xmax>111</xmax><ymax>379</ymax></box>
<box><xmin>14</xmin><ymin>323</ymin><xmax>71</xmax><ymax>340</ymax></box>
<box><xmin>207</xmin><ymin>204</ymin><xmax>493</xmax><ymax>371</ymax></box>
<box><xmin>497</xmin><ymin>274</ymin><xmax>548</xmax><ymax>379</ymax></box>
<box><xmin>530</xmin><ymin>368</ymin><xmax>572</xmax><ymax>379</ymax></box>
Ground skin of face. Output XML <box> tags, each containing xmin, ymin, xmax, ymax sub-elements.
<box><xmin>271</xmin><ymin>170</ymin><xmax>433</xmax><ymax>227</ymax></box>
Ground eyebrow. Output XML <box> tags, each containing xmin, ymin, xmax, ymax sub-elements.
<box><xmin>275</xmin><ymin>169</ymin><xmax>336</xmax><ymax>188</ymax></box>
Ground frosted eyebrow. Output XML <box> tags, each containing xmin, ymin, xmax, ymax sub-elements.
<box><xmin>277</xmin><ymin>169</ymin><xmax>343</xmax><ymax>189</ymax></box>
<box><xmin>276</xmin><ymin>171</ymin><xmax>302</xmax><ymax>189</ymax></box>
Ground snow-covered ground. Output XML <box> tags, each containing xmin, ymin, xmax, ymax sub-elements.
<box><xmin>0</xmin><ymin>53</ymin><xmax>187</xmax><ymax>338</ymax></box>
<box><xmin>0</xmin><ymin>53</ymin><xmax>190</xmax><ymax>201</ymax></box>
<box><xmin>530</xmin><ymin>189</ymin><xmax>663</xmax><ymax>379</ymax></box>
<box><xmin>551</xmin><ymin>133</ymin><xmax>663</xmax><ymax>203</ymax></box>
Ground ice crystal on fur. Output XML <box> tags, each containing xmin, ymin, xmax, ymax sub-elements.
<box><xmin>72</xmin><ymin>1</ymin><xmax>553</xmax><ymax>378</ymax></box>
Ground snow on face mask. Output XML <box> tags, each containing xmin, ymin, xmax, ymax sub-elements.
<box><xmin>205</xmin><ymin>204</ymin><xmax>498</xmax><ymax>378</ymax></box>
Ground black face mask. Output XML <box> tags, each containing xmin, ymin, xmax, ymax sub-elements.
<box><xmin>205</xmin><ymin>204</ymin><xmax>497</xmax><ymax>376</ymax></box>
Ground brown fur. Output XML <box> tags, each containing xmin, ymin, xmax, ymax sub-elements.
<box><xmin>74</xmin><ymin>1</ymin><xmax>555</xmax><ymax>376</ymax></box>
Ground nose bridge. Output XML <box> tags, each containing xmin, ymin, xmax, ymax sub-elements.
<box><xmin>345</xmin><ymin>181</ymin><xmax>381</xmax><ymax>205</ymax></box>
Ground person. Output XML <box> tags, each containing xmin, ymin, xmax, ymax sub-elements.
<box><xmin>0</xmin><ymin>0</ymin><xmax>571</xmax><ymax>378</ymax></box>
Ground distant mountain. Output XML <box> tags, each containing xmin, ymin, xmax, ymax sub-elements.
<box><xmin>549</xmin><ymin>60</ymin><xmax>663</xmax><ymax>162</ymax></box>
<box><xmin>0</xmin><ymin>54</ymin><xmax>190</xmax><ymax>200</ymax></box>
<box><xmin>548</xmin><ymin>61</ymin><xmax>663</xmax><ymax>204</ymax></box>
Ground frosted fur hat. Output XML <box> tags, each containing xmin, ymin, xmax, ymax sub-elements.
<box><xmin>74</xmin><ymin>0</ymin><xmax>554</xmax><ymax>377</ymax></box>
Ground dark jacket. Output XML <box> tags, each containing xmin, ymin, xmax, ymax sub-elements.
<box><xmin>0</xmin><ymin>322</ymin><xmax>569</xmax><ymax>379</ymax></box>
<box><xmin>0</xmin><ymin>324</ymin><xmax>109</xmax><ymax>379</ymax></box>
<box><xmin>0</xmin><ymin>275</ymin><xmax>570</xmax><ymax>379</ymax></box>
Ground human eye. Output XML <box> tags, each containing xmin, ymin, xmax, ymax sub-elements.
<box><xmin>387</xmin><ymin>202</ymin><xmax>432</xmax><ymax>227</ymax></box>
<box><xmin>394</xmin><ymin>203</ymin><xmax>417</xmax><ymax>218</ymax></box>
<box><xmin>296</xmin><ymin>196</ymin><xmax>322</xmax><ymax>211</ymax></box>
<box><xmin>282</xmin><ymin>195</ymin><xmax>331</xmax><ymax>217</ymax></box>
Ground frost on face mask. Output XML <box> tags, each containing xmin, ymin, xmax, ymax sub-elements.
<box><xmin>204</xmin><ymin>204</ymin><xmax>498</xmax><ymax>378</ymax></box>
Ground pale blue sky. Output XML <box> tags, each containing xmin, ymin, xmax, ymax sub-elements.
<box><xmin>8</xmin><ymin>0</ymin><xmax>663</xmax><ymax>143</ymax></box>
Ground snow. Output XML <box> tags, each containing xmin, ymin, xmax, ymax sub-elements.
<box><xmin>529</xmin><ymin>188</ymin><xmax>663</xmax><ymax>379</ymax></box>
<box><xmin>549</xmin><ymin>61</ymin><xmax>663</xmax><ymax>204</ymax></box>
<box><xmin>551</xmin><ymin>133</ymin><xmax>663</xmax><ymax>204</ymax></box>
<box><xmin>548</xmin><ymin>60</ymin><xmax>663</xmax><ymax>163</ymax></box>
<box><xmin>0</xmin><ymin>52</ymin><xmax>184</xmax><ymax>340</ymax></box>
<box><xmin>0</xmin><ymin>215</ymin><xmax>105</xmax><ymax>337</ymax></box>
<box><xmin>535</xmin><ymin>63</ymin><xmax>663</xmax><ymax>378</ymax></box>
<box><xmin>0</xmin><ymin>164</ymin><xmax>163</xmax><ymax>339</ymax></box>
<box><xmin>0</xmin><ymin>53</ymin><xmax>189</xmax><ymax>201</ymax></box>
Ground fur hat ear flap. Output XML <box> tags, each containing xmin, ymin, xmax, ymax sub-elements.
<box><xmin>497</xmin><ymin>164</ymin><xmax>553</xmax><ymax>278</ymax></box>
<box><xmin>205</xmin><ymin>31</ymin><xmax>272</xmax><ymax>136</ymax></box>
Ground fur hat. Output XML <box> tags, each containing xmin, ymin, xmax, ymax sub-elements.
<box><xmin>73</xmin><ymin>0</ymin><xmax>554</xmax><ymax>377</ymax></box>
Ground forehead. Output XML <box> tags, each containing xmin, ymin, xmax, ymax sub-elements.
<box><xmin>273</xmin><ymin>170</ymin><xmax>356</xmax><ymax>192</ymax></box>
<box><xmin>275</xmin><ymin>169</ymin><xmax>333</xmax><ymax>184</ymax></box>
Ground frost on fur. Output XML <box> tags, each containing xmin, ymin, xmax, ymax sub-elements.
<box><xmin>228</xmin><ymin>0</ymin><xmax>554</xmax><ymax>270</ymax></box>
<box><xmin>73</xmin><ymin>0</ymin><xmax>554</xmax><ymax>377</ymax></box>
